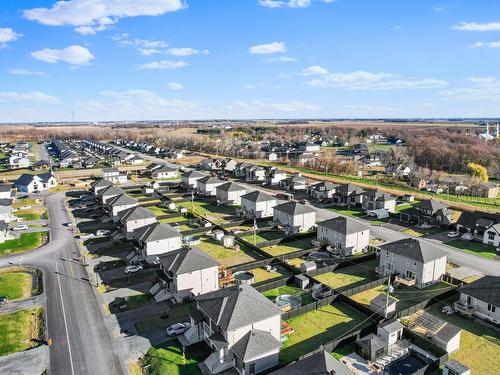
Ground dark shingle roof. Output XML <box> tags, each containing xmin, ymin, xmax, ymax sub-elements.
<box><xmin>457</xmin><ymin>211</ymin><xmax>500</xmax><ymax>229</ymax></box>
<box><xmin>195</xmin><ymin>284</ymin><xmax>281</xmax><ymax>331</ymax></box>
<box><xmin>102</xmin><ymin>167</ymin><xmax>119</xmax><ymax>174</ymax></box>
<box><xmin>106</xmin><ymin>194</ymin><xmax>138</xmax><ymax>207</ymax></box>
<box><xmin>270</xmin><ymin>350</ymin><xmax>354</xmax><ymax>375</ymax></box>
<box><xmin>311</xmin><ymin>181</ymin><xmax>338</xmax><ymax>191</ymax></box>
<box><xmin>318</xmin><ymin>216</ymin><xmax>369</xmax><ymax>235</ymax></box>
<box><xmin>182</xmin><ymin>170</ymin><xmax>205</xmax><ymax>179</ymax></box>
<box><xmin>158</xmin><ymin>247</ymin><xmax>218</xmax><ymax>275</ymax></box>
<box><xmin>99</xmin><ymin>185</ymin><xmax>124</xmax><ymax>197</ymax></box>
<box><xmin>91</xmin><ymin>178</ymin><xmax>113</xmax><ymax>189</ymax></box>
<box><xmin>240</xmin><ymin>190</ymin><xmax>275</xmax><ymax>203</ymax></box>
<box><xmin>379</xmin><ymin>320</ymin><xmax>404</xmax><ymax>334</ymax></box>
<box><xmin>118</xmin><ymin>206</ymin><xmax>155</xmax><ymax>222</ymax></box>
<box><xmin>379</xmin><ymin>238</ymin><xmax>446</xmax><ymax>263</ymax></box>
<box><xmin>415</xmin><ymin>199</ymin><xmax>448</xmax><ymax>213</ymax></box>
<box><xmin>134</xmin><ymin>222</ymin><xmax>181</xmax><ymax>243</ymax></box>
<box><xmin>197</xmin><ymin>176</ymin><xmax>223</xmax><ymax>185</ymax></box>
<box><xmin>458</xmin><ymin>275</ymin><xmax>500</xmax><ymax>307</ymax></box>
<box><xmin>274</xmin><ymin>201</ymin><xmax>315</xmax><ymax>216</ymax></box>
<box><xmin>216</xmin><ymin>182</ymin><xmax>246</xmax><ymax>193</ymax></box>
<box><xmin>231</xmin><ymin>329</ymin><xmax>281</xmax><ymax>361</ymax></box>
<box><xmin>0</xmin><ymin>184</ymin><xmax>11</xmax><ymax>193</ymax></box>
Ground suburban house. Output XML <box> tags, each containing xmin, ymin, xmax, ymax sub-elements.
<box><xmin>317</xmin><ymin>217</ymin><xmax>370</xmax><ymax>256</ymax></box>
<box><xmin>240</xmin><ymin>191</ymin><xmax>277</xmax><ymax>218</ymax></box>
<box><xmin>379</xmin><ymin>238</ymin><xmax>447</xmax><ymax>288</ymax></box>
<box><xmin>14</xmin><ymin>173</ymin><xmax>57</xmax><ymax>193</ymax></box>
<box><xmin>265</xmin><ymin>169</ymin><xmax>287</xmax><ymax>186</ymax></box>
<box><xmin>216</xmin><ymin>182</ymin><xmax>247</xmax><ymax>206</ymax></box>
<box><xmin>181</xmin><ymin>170</ymin><xmax>206</xmax><ymax>189</ymax></box>
<box><xmin>151</xmin><ymin>165</ymin><xmax>177</xmax><ymax>179</ymax></box>
<box><xmin>152</xmin><ymin>248</ymin><xmax>219</xmax><ymax>303</ymax></box>
<box><xmin>200</xmin><ymin>158</ymin><xmax>222</xmax><ymax>171</ymax></box>
<box><xmin>362</xmin><ymin>189</ymin><xmax>396</xmax><ymax>213</ymax></box>
<box><xmin>456</xmin><ymin>211</ymin><xmax>500</xmax><ymax>247</ymax></box>
<box><xmin>273</xmin><ymin>201</ymin><xmax>316</xmax><ymax>234</ymax></box>
<box><xmin>134</xmin><ymin>222</ymin><xmax>183</xmax><ymax>261</ymax></box>
<box><xmin>117</xmin><ymin>206</ymin><xmax>157</xmax><ymax>239</ymax></box>
<box><xmin>270</xmin><ymin>350</ymin><xmax>354</xmax><ymax>375</ymax></box>
<box><xmin>399</xmin><ymin>199</ymin><xmax>453</xmax><ymax>227</ymax></box>
<box><xmin>99</xmin><ymin>185</ymin><xmax>125</xmax><ymax>205</ymax></box>
<box><xmin>0</xmin><ymin>220</ymin><xmax>14</xmax><ymax>244</ymax></box>
<box><xmin>105</xmin><ymin>194</ymin><xmax>139</xmax><ymax>220</ymax></box>
<box><xmin>0</xmin><ymin>184</ymin><xmax>13</xmax><ymax>200</ymax></box>
<box><xmin>245</xmin><ymin>165</ymin><xmax>266</xmax><ymax>182</ymax></box>
<box><xmin>197</xmin><ymin>176</ymin><xmax>225</xmax><ymax>196</ymax></box>
<box><xmin>308</xmin><ymin>181</ymin><xmax>338</xmax><ymax>201</ymax></box>
<box><xmin>222</xmin><ymin>158</ymin><xmax>238</xmax><ymax>173</ymax></box>
<box><xmin>280</xmin><ymin>173</ymin><xmax>307</xmax><ymax>191</ymax></box>
<box><xmin>180</xmin><ymin>284</ymin><xmax>282</xmax><ymax>375</ymax></box>
<box><xmin>0</xmin><ymin>206</ymin><xmax>15</xmax><ymax>223</ymax></box>
<box><xmin>9</xmin><ymin>156</ymin><xmax>31</xmax><ymax>169</ymax></box>
<box><xmin>332</xmin><ymin>183</ymin><xmax>365</xmax><ymax>206</ymax></box>
<box><xmin>90</xmin><ymin>178</ymin><xmax>113</xmax><ymax>196</ymax></box>
<box><xmin>101</xmin><ymin>167</ymin><xmax>127</xmax><ymax>184</ymax></box>
<box><xmin>456</xmin><ymin>275</ymin><xmax>500</xmax><ymax>325</ymax></box>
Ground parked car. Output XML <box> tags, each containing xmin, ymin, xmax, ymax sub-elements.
<box><xmin>167</xmin><ymin>322</ymin><xmax>191</xmax><ymax>336</ymax></box>
<box><xmin>96</xmin><ymin>229</ymin><xmax>110</xmax><ymax>236</ymax></box>
<box><xmin>447</xmin><ymin>232</ymin><xmax>460</xmax><ymax>239</ymax></box>
<box><xmin>124</xmin><ymin>265</ymin><xmax>143</xmax><ymax>274</ymax></box>
<box><xmin>13</xmin><ymin>223</ymin><xmax>28</xmax><ymax>231</ymax></box>
<box><xmin>81</xmin><ymin>233</ymin><xmax>95</xmax><ymax>240</ymax></box>
<box><xmin>19</xmin><ymin>205</ymin><xmax>32</xmax><ymax>210</ymax></box>
<box><xmin>0</xmin><ymin>296</ymin><xmax>8</xmax><ymax>305</ymax></box>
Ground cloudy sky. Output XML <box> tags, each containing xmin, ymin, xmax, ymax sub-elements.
<box><xmin>1</xmin><ymin>0</ymin><xmax>499</xmax><ymax>122</ymax></box>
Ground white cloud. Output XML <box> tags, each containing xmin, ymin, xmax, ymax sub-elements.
<box><xmin>259</xmin><ymin>0</ymin><xmax>311</xmax><ymax>8</ymax></box>
<box><xmin>0</xmin><ymin>27</ymin><xmax>22</xmax><ymax>48</ymax></box>
<box><xmin>167</xmin><ymin>82</ymin><xmax>183</xmax><ymax>90</ymax></box>
<box><xmin>232</xmin><ymin>99</ymin><xmax>319</xmax><ymax>115</ymax></box>
<box><xmin>24</xmin><ymin>0</ymin><xmax>186</xmax><ymax>34</ymax></box>
<box><xmin>471</xmin><ymin>41</ymin><xmax>500</xmax><ymax>48</ymax></box>
<box><xmin>136</xmin><ymin>60</ymin><xmax>188</xmax><ymax>70</ymax></box>
<box><xmin>453</xmin><ymin>22</ymin><xmax>500</xmax><ymax>31</ymax></box>
<box><xmin>249</xmin><ymin>42</ymin><xmax>286</xmax><ymax>55</ymax></box>
<box><xmin>0</xmin><ymin>91</ymin><xmax>59</xmax><ymax>104</ymax></box>
<box><xmin>167</xmin><ymin>47</ymin><xmax>209</xmax><ymax>56</ymax></box>
<box><xmin>440</xmin><ymin>76</ymin><xmax>500</xmax><ymax>101</ymax></box>
<box><xmin>112</xmin><ymin>33</ymin><xmax>168</xmax><ymax>55</ymax></box>
<box><xmin>9</xmin><ymin>69</ymin><xmax>47</xmax><ymax>77</ymax></box>
<box><xmin>303</xmin><ymin>67</ymin><xmax>447</xmax><ymax>90</ymax></box>
<box><xmin>266</xmin><ymin>56</ymin><xmax>297</xmax><ymax>63</ymax></box>
<box><xmin>31</xmin><ymin>45</ymin><xmax>94</xmax><ymax>65</ymax></box>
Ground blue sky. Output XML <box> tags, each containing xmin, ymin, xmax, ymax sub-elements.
<box><xmin>1</xmin><ymin>0</ymin><xmax>500</xmax><ymax>122</ymax></box>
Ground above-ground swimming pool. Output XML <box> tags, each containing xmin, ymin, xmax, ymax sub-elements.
<box><xmin>308</xmin><ymin>251</ymin><xmax>333</xmax><ymax>261</ymax></box>
<box><xmin>233</xmin><ymin>271</ymin><xmax>255</xmax><ymax>284</ymax></box>
<box><xmin>275</xmin><ymin>294</ymin><xmax>302</xmax><ymax>311</ymax></box>
<box><xmin>384</xmin><ymin>350</ymin><xmax>435</xmax><ymax>375</ymax></box>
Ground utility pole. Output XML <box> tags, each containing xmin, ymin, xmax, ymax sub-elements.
<box><xmin>253</xmin><ymin>217</ymin><xmax>257</xmax><ymax>245</ymax></box>
<box><xmin>384</xmin><ymin>276</ymin><xmax>392</xmax><ymax>319</ymax></box>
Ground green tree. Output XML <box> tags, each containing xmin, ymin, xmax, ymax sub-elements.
<box><xmin>466</xmin><ymin>162</ymin><xmax>489</xmax><ymax>182</ymax></box>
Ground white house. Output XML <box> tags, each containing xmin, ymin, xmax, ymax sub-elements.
<box><xmin>317</xmin><ymin>217</ymin><xmax>370</xmax><ymax>256</ymax></box>
<box><xmin>308</xmin><ymin>181</ymin><xmax>337</xmax><ymax>201</ymax></box>
<box><xmin>0</xmin><ymin>184</ymin><xmax>13</xmax><ymax>200</ymax></box>
<box><xmin>0</xmin><ymin>206</ymin><xmax>15</xmax><ymax>223</ymax></box>
<box><xmin>105</xmin><ymin>194</ymin><xmax>139</xmax><ymax>220</ymax></box>
<box><xmin>152</xmin><ymin>165</ymin><xmax>178</xmax><ymax>179</ymax></box>
<box><xmin>197</xmin><ymin>176</ymin><xmax>225</xmax><ymax>196</ymax></box>
<box><xmin>153</xmin><ymin>248</ymin><xmax>219</xmax><ymax>303</ymax></box>
<box><xmin>134</xmin><ymin>222</ymin><xmax>183</xmax><ymax>261</ymax></box>
<box><xmin>484</xmin><ymin>223</ymin><xmax>500</xmax><ymax>247</ymax></box>
<box><xmin>240</xmin><ymin>191</ymin><xmax>277</xmax><ymax>219</ymax></box>
<box><xmin>99</xmin><ymin>186</ymin><xmax>125</xmax><ymax>205</ymax></box>
<box><xmin>456</xmin><ymin>275</ymin><xmax>500</xmax><ymax>325</ymax></box>
<box><xmin>280</xmin><ymin>173</ymin><xmax>307</xmax><ymax>191</ymax></box>
<box><xmin>216</xmin><ymin>182</ymin><xmax>247</xmax><ymax>206</ymax></box>
<box><xmin>362</xmin><ymin>189</ymin><xmax>396</xmax><ymax>214</ymax></box>
<box><xmin>14</xmin><ymin>173</ymin><xmax>57</xmax><ymax>193</ymax></box>
<box><xmin>181</xmin><ymin>170</ymin><xmax>206</xmax><ymax>189</ymax></box>
<box><xmin>245</xmin><ymin>165</ymin><xmax>266</xmax><ymax>182</ymax></box>
<box><xmin>180</xmin><ymin>284</ymin><xmax>282</xmax><ymax>375</ymax></box>
<box><xmin>117</xmin><ymin>206</ymin><xmax>157</xmax><ymax>239</ymax></box>
<box><xmin>379</xmin><ymin>238</ymin><xmax>447</xmax><ymax>288</ymax></box>
<box><xmin>101</xmin><ymin>167</ymin><xmax>127</xmax><ymax>184</ymax></box>
<box><xmin>90</xmin><ymin>178</ymin><xmax>113</xmax><ymax>196</ymax></box>
<box><xmin>273</xmin><ymin>201</ymin><xmax>316</xmax><ymax>234</ymax></box>
<box><xmin>265</xmin><ymin>169</ymin><xmax>287</xmax><ymax>186</ymax></box>
<box><xmin>9</xmin><ymin>156</ymin><xmax>31</xmax><ymax>169</ymax></box>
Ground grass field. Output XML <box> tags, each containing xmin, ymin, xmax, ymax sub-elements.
<box><xmin>281</xmin><ymin>302</ymin><xmax>373</xmax><ymax>364</ymax></box>
<box><xmin>251</xmin><ymin>266</ymin><xmax>292</xmax><ymax>284</ymax></box>
<box><xmin>0</xmin><ymin>308</ymin><xmax>44</xmax><ymax>356</ymax></box>
<box><xmin>328</xmin><ymin>206</ymin><xmax>365</xmax><ymax>218</ymax></box>
<box><xmin>401</xmin><ymin>227</ymin><xmax>446</xmax><ymax>238</ymax></box>
<box><xmin>177</xmin><ymin>200</ymin><xmax>235</xmax><ymax>224</ymax></box>
<box><xmin>141</xmin><ymin>341</ymin><xmax>208</xmax><ymax>375</ymax></box>
<box><xmin>426</xmin><ymin>301</ymin><xmax>500</xmax><ymax>375</ymax></box>
<box><xmin>196</xmin><ymin>236</ymin><xmax>263</xmax><ymax>267</ymax></box>
<box><xmin>445</xmin><ymin>239</ymin><xmax>498</xmax><ymax>259</ymax></box>
<box><xmin>14</xmin><ymin>207</ymin><xmax>47</xmax><ymax>221</ymax></box>
<box><xmin>314</xmin><ymin>259</ymin><xmax>379</xmax><ymax>292</ymax></box>
<box><xmin>285</xmin><ymin>257</ymin><xmax>306</xmax><ymax>269</ymax></box>
<box><xmin>261</xmin><ymin>238</ymin><xmax>314</xmax><ymax>257</ymax></box>
<box><xmin>0</xmin><ymin>269</ymin><xmax>32</xmax><ymax>300</ymax></box>
<box><xmin>241</xmin><ymin>230</ymin><xmax>284</xmax><ymax>245</ymax></box>
<box><xmin>0</xmin><ymin>232</ymin><xmax>46</xmax><ymax>256</ymax></box>
<box><xmin>262</xmin><ymin>284</ymin><xmax>315</xmax><ymax>305</ymax></box>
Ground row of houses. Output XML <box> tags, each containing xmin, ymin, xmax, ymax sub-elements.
<box><xmin>113</xmin><ymin>139</ymin><xmax>184</xmax><ymax>159</ymax></box>
<box><xmin>0</xmin><ymin>142</ymin><xmax>33</xmax><ymax>169</ymax></box>
<box><xmin>82</xmin><ymin>139</ymin><xmax>144</xmax><ymax>166</ymax></box>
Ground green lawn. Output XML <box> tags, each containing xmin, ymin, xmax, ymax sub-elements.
<box><xmin>142</xmin><ymin>341</ymin><xmax>208</xmax><ymax>375</ymax></box>
<box><xmin>251</xmin><ymin>266</ymin><xmax>292</xmax><ymax>284</ymax></box>
<box><xmin>0</xmin><ymin>308</ymin><xmax>44</xmax><ymax>356</ymax></box>
<box><xmin>262</xmin><ymin>285</ymin><xmax>315</xmax><ymax>305</ymax></box>
<box><xmin>12</xmin><ymin>198</ymin><xmax>42</xmax><ymax>209</ymax></box>
<box><xmin>328</xmin><ymin>206</ymin><xmax>365</xmax><ymax>218</ymax></box>
<box><xmin>0</xmin><ymin>232</ymin><xmax>46</xmax><ymax>256</ymax></box>
<box><xmin>261</xmin><ymin>239</ymin><xmax>314</xmax><ymax>257</ymax></box>
<box><xmin>314</xmin><ymin>259</ymin><xmax>379</xmax><ymax>292</ymax></box>
<box><xmin>395</xmin><ymin>200</ymin><xmax>421</xmax><ymax>212</ymax></box>
<box><xmin>196</xmin><ymin>236</ymin><xmax>263</xmax><ymax>267</ymax></box>
<box><xmin>425</xmin><ymin>300</ymin><xmax>500</xmax><ymax>375</ymax></box>
<box><xmin>445</xmin><ymin>239</ymin><xmax>498</xmax><ymax>259</ymax></box>
<box><xmin>285</xmin><ymin>257</ymin><xmax>306</xmax><ymax>269</ymax></box>
<box><xmin>15</xmin><ymin>207</ymin><xmax>47</xmax><ymax>221</ymax></box>
<box><xmin>0</xmin><ymin>270</ymin><xmax>32</xmax><ymax>300</ymax></box>
<box><xmin>147</xmin><ymin>205</ymin><xmax>176</xmax><ymax>216</ymax></box>
<box><xmin>241</xmin><ymin>230</ymin><xmax>284</xmax><ymax>245</ymax></box>
<box><xmin>177</xmin><ymin>201</ymin><xmax>235</xmax><ymax>224</ymax></box>
<box><xmin>135</xmin><ymin>302</ymin><xmax>193</xmax><ymax>334</ymax></box>
<box><xmin>281</xmin><ymin>302</ymin><xmax>373</xmax><ymax>364</ymax></box>
<box><xmin>401</xmin><ymin>227</ymin><xmax>446</xmax><ymax>238</ymax></box>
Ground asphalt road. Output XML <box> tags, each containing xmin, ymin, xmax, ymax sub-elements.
<box><xmin>0</xmin><ymin>192</ymin><xmax>123</xmax><ymax>375</ymax></box>
<box><xmin>112</xmin><ymin>143</ymin><xmax>500</xmax><ymax>276</ymax></box>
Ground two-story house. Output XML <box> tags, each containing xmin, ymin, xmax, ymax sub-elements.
<box><xmin>117</xmin><ymin>206</ymin><xmax>157</xmax><ymax>239</ymax></box>
<box><xmin>181</xmin><ymin>170</ymin><xmax>206</xmax><ymax>189</ymax></box>
<box><xmin>151</xmin><ymin>165</ymin><xmax>178</xmax><ymax>179</ymax></box>
<box><xmin>91</xmin><ymin>178</ymin><xmax>113</xmax><ymax>196</ymax></box>
<box><xmin>399</xmin><ymin>199</ymin><xmax>453</xmax><ymax>227</ymax></box>
<box><xmin>265</xmin><ymin>169</ymin><xmax>287</xmax><ymax>186</ymax></box>
<box><xmin>308</xmin><ymin>181</ymin><xmax>338</xmax><ymax>201</ymax></box>
<box><xmin>134</xmin><ymin>222</ymin><xmax>183</xmax><ymax>262</ymax></box>
<box><xmin>105</xmin><ymin>194</ymin><xmax>138</xmax><ymax>221</ymax></box>
<box><xmin>180</xmin><ymin>284</ymin><xmax>282</xmax><ymax>375</ymax></box>
<box><xmin>456</xmin><ymin>211</ymin><xmax>500</xmax><ymax>247</ymax></box>
<box><xmin>317</xmin><ymin>217</ymin><xmax>370</xmax><ymax>256</ymax></box>
<box><xmin>456</xmin><ymin>275</ymin><xmax>500</xmax><ymax>325</ymax></box>
<box><xmin>14</xmin><ymin>173</ymin><xmax>57</xmax><ymax>193</ymax></box>
<box><xmin>240</xmin><ymin>191</ymin><xmax>277</xmax><ymax>219</ymax></box>
<box><xmin>362</xmin><ymin>189</ymin><xmax>396</xmax><ymax>213</ymax></box>
<box><xmin>98</xmin><ymin>185</ymin><xmax>125</xmax><ymax>206</ymax></box>
<box><xmin>216</xmin><ymin>182</ymin><xmax>247</xmax><ymax>206</ymax></box>
<box><xmin>197</xmin><ymin>176</ymin><xmax>225</xmax><ymax>196</ymax></box>
<box><xmin>280</xmin><ymin>173</ymin><xmax>307</xmax><ymax>191</ymax></box>
<box><xmin>101</xmin><ymin>167</ymin><xmax>127</xmax><ymax>184</ymax></box>
<box><xmin>332</xmin><ymin>183</ymin><xmax>365</xmax><ymax>206</ymax></box>
<box><xmin>245</xmin><ymin>165</ymin><xmax>266</xmax><ymax>182</ymax></box>
<box><xmin>273</xmin><ymin>201</ymin><xmax>316</xmax><ymax>234</ymax></box>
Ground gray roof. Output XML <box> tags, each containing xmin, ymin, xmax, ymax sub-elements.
<box><xmin>118</xmin><ymin>206</ymin><xmax>156</xmax><ymax>222</ymax></box>
<box><xmin>102</xmin><ymin>167</ymin><xmax>119</xmax><ymax>174</ymax></box>
<box><xmin>153</xmin><ymin>165</ymin><xmax>177</xmax><ymax>173</ymax></box>
<box><xmin>458</xmin><ymin>275</ymin><xmax>500</xmax><ymax>307</ymax></box>
<box><xmin>379</xmin><ymin>238</ymin><xmax>446</xmax><ymax>263</ymax></box>
<box><xmin>240</xmin><ymin>190</ymin><xmax>275</xmax><ymax>203</ymax></box>
<box><xmin>415</xmin><ymin>199</ymin><xmax>448</xmax><ymax>213</ymax></box>
<box><xmin>195</xmin><ymin>284</ymin><xmax>281</xmax><ymax>331</ymax></box>
<box><xmin>371</xmin><ymin>293</ymin><xmax>398</xmax><ymax>307</ymax></box>
<box><xmin>0</xmin><ymin>184</ymin><xmax>11</xmax><ymax>193</ymax></box>
<box><xmin>363</xmin><ymin>189</ymin><xmax>395</xmax><ymax>202</ymax></box>
<box><xmin>270</xmin><ymin>350</ymin><xmax>354</xmax><ymax>375</ymax></box>
<box><xmin>274</xmin><ymin>201</ymin><xmax>315</xmax><ymax>215</ymax></box>
<box><xmin>380</xmin><ymin>320</ymin><xmax>403</xmax><ymax>334</ymax></box>
<box><xmin>445</xmin><ymin>360</ymin><xmax>470</xmax><ymax>373</ymax></box>
<box><xmin>231</xmin><ymin>329</ymin><xmax>281</xmax><ymax>361</ymax></box>
<box><xmin>311</xmin><ymin>181</ymin><xmax>338</xmax><ymax>191</ymax></box>
<box><xmin>91</xmin><ymin>178</ymin><xmax>113</xmax><ymax>189</ymax></box>
<box><xmin>99</xmin><ymin>185</ymin><xmax>124</xmax><ymax>197</ymax></box>
<box><xmin>134</xmin><ymin>222</ymin><xmax>181</xmax><ymax>243</ymax></box>
<box><xmin>106</xmin><ymin>194</ymin><xmax>138</xmax><ymax>207</ymax></box>
<box><xmin>216</xmin><ymin>182</ymin><xmax>246</xmax><ymax>193</ymax></box>
<box><xmin>434</xmin><ymin>321</ymin><xmax>461</xmax><ymax>342</ymax></box>
<box><xmin>197</xmin><ymin>176</ymin><xmax>223</xmax><ymax>185</ymax></box>
<box><xmin>182</xmin><ymin>170</ymin><xmax>205</xmax><ymax>179</ymax></box>
<box><xmin>318</xmin><ymin>216</ymin><xmax>369</xmax><ymax>235</ymax></box>
<box><xmin>0</xmin><ymin>220</ymin><xmax>7</xmax><ymax>232</ymax></box>
<box><xmin>158</xmin><ymin>247</ymin><xmax>218</xmax><ymax>275</ymax></box>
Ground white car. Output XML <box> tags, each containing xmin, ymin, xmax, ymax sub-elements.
<box><xmin>19</xmin><ymin>205</ymin><xmax>32</xmax><ymax>210</ymax></box>
<box><xmin>167</xmin><ymin>322</ymin><xmax>191</xmax><ymax>336</ymax></box>
<box><xmin>12</xmin><ymin>224</ymin><xmax>28</xmax><ymax>231</ymax></box>
<box><xmin>96</xmin><ymin>229</ymin><xmax>110</xmax><ymax>236</ymax></box>
<box><xmin>124</xmin><ymin>265</ymin><xmax>143</xmax><ymax>274</ymax></box>
<box><xmin>447</xmin><ymin>232</ymin><xmax>460</xmax><ymax>239</ymax></box>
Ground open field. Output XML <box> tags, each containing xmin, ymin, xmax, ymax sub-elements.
<box><xmin>0</xmin><ymin>269</ymin><xmax>32</xmax><ymax>300</ymax></box>
<box><xmin>12</xmin><ymin>198</ymin><xmax>42</xmax><ymax>209</ymax></box>
<box><xmin>445</xmin><ymin>239</ymin><xmax>498</xmax><ymax>259</ymax></box>
<box><xmin>261</xmin><ymin>238</ymin><xmax>314</xmax><ymax>257</ymax></box>
<box><xmin>0</xmin><ymin>232</ymin><xmax>46</xmax><ymax>256</ymax></box>
<box><xmin>196</xmin><ymin>236</ymin><xmax>263</xmax><ymax>267</ymax></box>
<box><xmin>141</xmin><ymin>341</ymin><xmax>207</xmax><ymax>375</ymax></box>
<box><xmin>0</xmin><ymin>308</ymin><xmax>44</xmax><ymax>356</ymax></box>
<box><xmin>281</xmin><ymin>302</ymin><xmax>373</xmax><ymax>364</ymax></box>
<box><xmin>314</xmin><ymin>259</ymin><xmax>379</xmax><ymax>291</ymax></box>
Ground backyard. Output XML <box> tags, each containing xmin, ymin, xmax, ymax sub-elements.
<box><xmin>250</xmin><ymin>266</ymin><xmax>292</xmax><ymax>284</ymax></box>
<box><xmin>262</xmin><ymin>284</ymin><xmax>315</xmax><ymax>305</ymax></box>
<box><xmin>314</xmin><ymin>259</ymin><xmax>379</xmax><ymax>292</ymax></box>
<box><xmin>196</xmin><ymin>236</ymin><xmax>264</xmax><ymax>267</ymax></box>
<box><xmin>401</xmin><ymin>227</ymin><xmax>446</xmax><ymax>238</ymax></box>
<box><xmin>0</xmin><ymin>308</ymin><xmax>44</xmax><ymax>356</ymax></box>
<box><xmin>0</xmin><ymin>268</ymin><xmax>32</xmax><ymax>300</ymax></box>
<box><xmin>240</xmin><ymin>230</ymin><xmax>284</xmax><ymax>245</ymax></box>
<box><xmin>445</xmin><ymin>239</ymin><xmax>498</xmax><ymax>259</ymax></box>
<box><xmin>0</xmin><ymin>232</ymin><xmax>47</xmax><ymax>256</ymax></box>
<box><xmin>261</xmin><ymin>238</ymin><xmax>314</xmax><ymax>257</ymax></box>
<box><xmin>141</xmin><ymin>341</ymin><xmax>208</xmax><ymax>375</ymax></box>
<box><xmin>280</xmin><ymin>302</ymin><xmax>373</xmax><ymax>364</ymax></box>
<box><xmin>177</xmin><ymin>200</ymin><xmax>236</xmax><ymax>224</ymax></box>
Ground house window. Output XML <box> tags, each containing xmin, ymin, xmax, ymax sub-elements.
<box><xmin>406</xmin><ymin>259</ymin><xmax>410</xmax><ymax>266</ymax></box>
<box><xmin>413</xmin><ymin>261</ymin><xmax>417</xmax><ymax>269</ymax></box>
<box><xmin>385</xmin><ymin>251</ymin><xmax>389</xmax><ymax>258</ymax></box>
<box><xmin>466</xmin><ymin>296</ymin><xmax>472</xmax><ymax>305</ymax></box>
<box><xmin>405</xmin><ymin>269</ymin><xmax>415</xmax><ymax>279</ymax></box>
<box><xmin>488</xmin><ymin>304</ymin><xmax>496</xmax><ymax>313</ymax></box>
<box><xmin>487</xmin><ymin>232</ymin><xmax>496</xmax><ymax>240</ymax></box>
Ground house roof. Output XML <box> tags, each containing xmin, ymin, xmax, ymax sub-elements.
<box><xmin>182</xmin><ymin>170</ymin><xmax>205</xmax><ymax>178</ymax></box>
<box><xmin>318</xmin><ymin>216</ymin><xmax>369</xmax><ymax>235</ymax></box>
<box><xmin>457</xmin><ymin>210</ymin><xmax>500</xmax><ymax>229</ymax></box>
<box><xmin>336</xmin><ymin>183</ymin><xmax>365</xmax><ymax>195</ymax></box>
<box><xmin>91</xmin><ymin>178</ymin><xmax>113</xmax><ymax>189</ymax></box>
<box><xmin>216</xmin><ymin>182</ymin><xmax>246</xmax><ymax>193</ymax></box>
<box><xmin>445</xmin><ymin>360</ymin><xmax>470</xmax><ymax>373</ymax></box>
<box><xmin>0</xmin><ymin>184</ymin><xmax>11</xmax><ymax>193</ymax></box>
<box><xmin>197</xmin><ymin>176</ymin><xmax>223</xmax><ymax>185</ymax></box>
<box><xmin>415</xmin><ymin>199</ymin><xmax>448</xmax><ymax>214</ymax></box>
<box><xmin>152</xmin><ymin>165</ymin><xmax>177</xmax><ymax>173</ymax></box>
<box><xmin>106</xmin><ymin>194</ymin><xmax>138</xmax><ymax>207</ymax></box>
<box><xmin>99</xmin><ymin>185</ymin><xmax>124</xmax><ymax>197</ymax></box>
<box><xmin>380</xmin><ymin>320</ymin><xmax>404</xmax><ymax>334</ymax></box>
<box><xmin>0</xmin><ymin>220</ymin><xmax>7</xmax><ymax>232</ymax></box>
<box><xmin>15</xmin><ymin>173</ymin><xmax>54</xmax><ymax>186</ymax></box>
<box><xmin>158</xmin><ymin>247</ymin><xmax>218</xmax><ymax>275</ymax></box>
<box><xmin>0</xmin><ymin>198</ymin><xmax>13</xmax><ymax>206</ymax></box>
<box><xmin>195</xmin><ymin>284</ymin><xmax>281</xmax><ymax>331</ymax></box>
<box><xmin>311</xmin><ymin>181</ymin><xmax>338</xmax><ymax>191</ymax></box>
<box><xmin>371</xmin><ymin>293</ymin><xmax>398</xmax><ymax>307</ymax></box>
<box><xmin>270</xmin><ymin>350</ymin><xmax>354</xmax><ymax>375</ymax></box>
<box><xmin>379</xmin><ymin>238</ymin><xmax>446</xmax><ymax>263</ymax></box>
<box><xmin>458</xmin><ymin>275</ymin><xmax>500</xmax><ymax>307</ymax></box>
<box><xmin>434</xmin><ymin>321</ymin><xmax>461</xmax><ymax>343</ymax></box>
<box><xmin>118</xmin><ymin>206</ymin><xmax>155</xmax><ymax>222</ymax></box>
<box><xmin>231</xmin><ymin>329</ymin><xmax>281</xmax><ymax>361</ymax></box>
<box><xmin>102</xmin><ymin>167</ymin><xmax>119</xmax><ymax>174</ymax></box>
<box><xmin>240</xmin><ymin>190</ymin><xmax>275</xmax><ymax>203</ymax></box>
<box><xmin>363</xmin><ymin>189</ymin><xmax>395</xmax><ymax>202</ymax></box>
<box><xmin>274</xmin><ymin>201</ymin><xmax>315</xmax><ymax>216</ymax></box>
<box><xmin>134</xmin><ymin>222</ymin><xmax>181</xmax><ymax>243</ymax></box>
